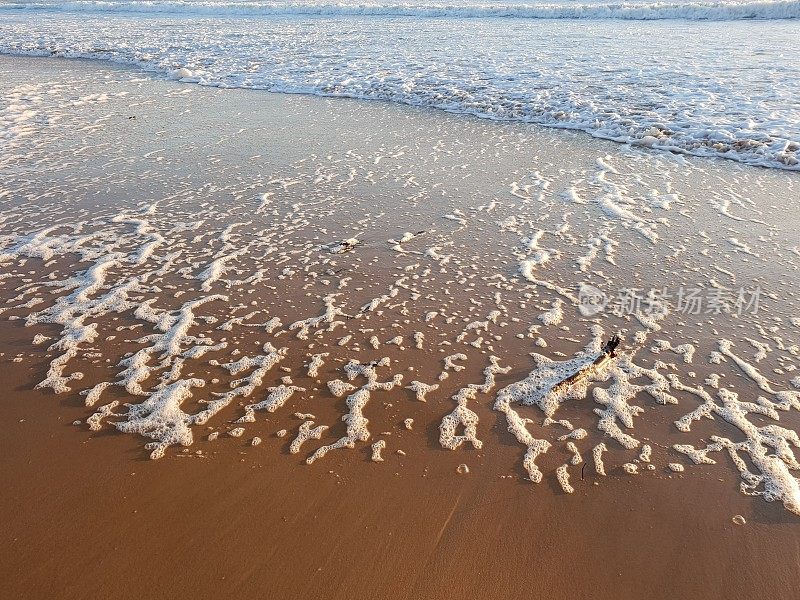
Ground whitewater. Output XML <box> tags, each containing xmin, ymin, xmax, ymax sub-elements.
<box><xmin>0</xmin><ymin>0</ymin><xmax>799</xmax><ymax>168</ymax></box>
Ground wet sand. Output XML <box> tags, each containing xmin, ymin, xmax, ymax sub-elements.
<box><xmin>1</xmin><ymin>56</ymin><xmax>800</xmax><ymax>599</ymax></box>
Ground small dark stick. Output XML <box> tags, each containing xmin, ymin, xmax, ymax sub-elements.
<box><xmin>581</xmin><ymin>462</ymin><xmax>587</xmax><ymax>480</ymax></box>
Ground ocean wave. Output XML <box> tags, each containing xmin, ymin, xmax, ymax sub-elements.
<box><xmin>1</xmin><ymin>4</ymin><xmax>798</xmax><ymax>171</ymax></box>
<box><xmin>2</xmin><ymin>45</ymin><xmax>798</xmax><ymax>171</ymax></box>
<box><xmin>1</xmin><ymin>0</ymin><xmax>799</xmax><ymax>21</ymax></box>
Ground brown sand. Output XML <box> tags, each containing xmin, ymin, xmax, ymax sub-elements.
<box><xmin>3</xmin><ymin>336</ymin><xmax>798</xmax><ymax>600</ymax></box>
<box><xmin>1</xmin><ymin>56</ymin><xmax>800</xmax><ymax>599</ymax></box>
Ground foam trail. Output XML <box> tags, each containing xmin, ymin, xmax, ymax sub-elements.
<box><xmin>3</xmin><ymin>1</ymin><xmax>799</xmax><ymax>21</ymax></box>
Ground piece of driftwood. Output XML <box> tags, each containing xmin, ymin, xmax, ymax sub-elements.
<box><xmin>551</xmin><ymin>335</ymin><xmax>621</xmax><ymax>396</ymax></box>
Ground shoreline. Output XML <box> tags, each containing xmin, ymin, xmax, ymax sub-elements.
<box><xmin>1</xmin><ymin>55</ymin><xmax>800</xmax><ymax>599</ymax></box>
<box><xmin>0</xmin><ymin>42</ymin><xmax>797</xmax><ymax>172</ymax></box>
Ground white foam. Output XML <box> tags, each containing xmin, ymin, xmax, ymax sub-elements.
<box><xmin>7</xmin><ymin>1</ymin><xmax>800</xmax><ymax>22</ymax></box>
<box><xmin>673</xmin><ymin>383</ymin><xmax>800</xmax><ymax>515</ymax></box>
<box><xmin>289</xmin><ymin>420</ymin><xmax>328</xmax><ymax>454</ymax></box>
<box><xmin>566</xmin><ymin>441</ymin><xmax>583</xmax><ymax>465</ymax></box>
<box><xmin>558</xmin><ymin>428</ymin><xmax>587</xmax><ymax>441</ymax></box>
<box><xmin>651</xmin><ymin>339</ymin><xmax>695</xmax><ymax>364</ymax></box>
<box><xmin>81</xmin><ymin>381</ymin><xmax>112</xmax><ymax>407</ymax></box>
<box><xmin>443</xmin><ymin>353</ymin><xmax>467</xmax><ymax>372</ymax></box>
<box><xmin>238</xmin><ymin>384</ymin><xmax>305</xmax><ymax>421</ymax></box>
<box><xmin>328</xmin><ymin>379</ymin><xmax>356</xmax><ymax>397</ymax></box>
<box><xmin>289</xmin><ymin>294</ymin><xmax>345</xmax><ymax>340</ymax></box>
<box><xmin>114</xmin><ymin>378</ymin><xmax>206</xmax><ymax>459</ymax></box>
<box><xmin>307</xmin><ymin>359</ymin><xmax>402</xmax><ymax>464</ymax></box>
<box><xmin>639</xmin><ymin>444</ymin><xmax>652</xmax><ymax>462</ymax></box>
<box><xmin>592</xmin><ymin>443</ymin><xmax>608</xmax><ymax>476</ymax></box>
<box><xmin>371</xmin><ymin>439</ymin><xmax>386</xmax><ymax>462</ymax></box>
<box><xmin>439</xmin><ymin>356</ymin><xmax>510</xmax><ymax>450</ymax></box>
<box><xmin>439</xmin><ymin>388</ymin><xmax>483</xmax><ymax>450</ymax></box>
<box><xmin>87</xmin><ymin>400</ymin><xmax>119</xmax><ymax>431</ymax></box>
<box><xmin>307</xmin><ymin>352</ymin><xmax>329</xmax><ymax>378</ymax></box>
<box><xmin>405</xmin><ymin>380</ymin><xmax>438</xmax><ymax>401</ymax></box>
<box><xmin>196</xmin><ymin>342</ymin><xmax>287</xmax><ymax>424</ymax></box>
<box><xmin>556</xmin><ymin>464</ymin><xmax>574</xmax><ymax>494</ymax></box>
<box><xmin>537</xmin><ymin>299</ymin><xmax>564</xmax><ymax>326</ymax></box>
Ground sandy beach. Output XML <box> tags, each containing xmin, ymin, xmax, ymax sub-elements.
<box><xmin>2</xmin><ymin>55</ymin><xmax>800</xmax><ymax>599</ymax></box>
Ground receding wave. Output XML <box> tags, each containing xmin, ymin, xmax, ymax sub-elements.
<box><xmin>1</xmin><ymin>0</ymin><xmax>799</xmax><ymax>21</ymax></box>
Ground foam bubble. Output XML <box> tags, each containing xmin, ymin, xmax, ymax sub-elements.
<box><xmin>623</xmin><ymin>463</ymin><xmax>639</xmax><ymax>474</ymax></box>
<box><xmin>307</xmin><ymin>360</ymin><xmax>402</xmax><ymax>464</ymax></box>
<box><xmin>592</xmin><ymin>443</ymin><xmax>608</xmax><ymax>476</ymax></box>
<box><xmin>406</xmin><ymin>380</ymin><xmax>438</xmax><ymax>402</ymax></box>
<box><xmin>371</xmin><ymin>439</ymin><xmax>386</xmax><ymax>462</ymax></box>
<box><xmin>556</xmin><ymin>464</ymin><xmax>574</xmax><ymax>494</ymax></box>
<box><xmin>566</xmin><ymin>441</ymin><xmax>582</xmax><ymax>466</ymax></box>
<box><xmin>290</xmin><ymin>421</ymin><xmax>328</xmax><ymax>454</ymax></box>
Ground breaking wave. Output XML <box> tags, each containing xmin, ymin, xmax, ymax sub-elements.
<box><xmin>1</xmin><ymin>0</ymin><xmax>799</xmax><ymax>22</ymax></box>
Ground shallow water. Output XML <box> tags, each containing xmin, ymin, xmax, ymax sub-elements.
<box><xmin>1</xmin><ymin>0</ymin><xmax>799</xmax><ymax>169</ymax></box>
